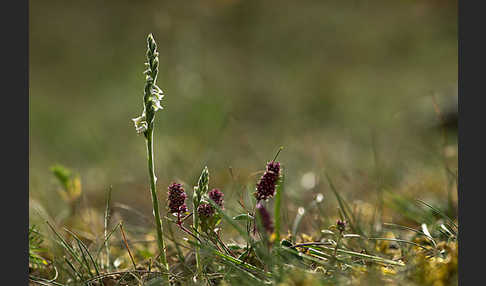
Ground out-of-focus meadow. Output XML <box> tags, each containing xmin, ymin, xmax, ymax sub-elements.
<box><xmin>30</xmin><ymin>0</ymin><xmax>457</xmax><ymax>234</ymax></box>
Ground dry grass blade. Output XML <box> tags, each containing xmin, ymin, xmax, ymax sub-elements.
<box><xmin>367</xmin><ymin>237</ymin><xmax>431</xmax><ymax>251</ymax></box>
<box><xmin>383</xmin><ymin>222</ymin><xmax>437</xmax><ymax>247</ymax></box>
<box><xmin>29</xmin><ymin>276</ymin><xmax>65</xmax><ymax>286</ymax></box>
<box><xmin>95</xmin><ymin>221</ymin><xmax>122</xmax><ymax>260</ymax></box>
<box><xmin>301</xmin><ymin>244</ymin><xmax>405</xmax><ymax>267</ymax></box>
<box><xmin>416</xmin><ymin>200</ymin><xmax>458</xmax><ymax>231</ymax></box>
<box><xmin>281</xmin><ymin>246</ymin><xmax>337</xmax><ymax>268</ymax></box>
<box><xmin>119</xmin><ymin>222</ymin><xmax>137</xmax><ymax>270</ymax></box>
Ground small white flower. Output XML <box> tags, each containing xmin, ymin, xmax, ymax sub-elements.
<box><xmin>132</xmin><ymin>115</ymin><xmax>148</xmax><ymax>134</ymax></box>
<box><xmin>152</xmin><ymin>100</ymin><xmax>163</xmax><ymax>111</ymax></box>
<box><xmin>151</xmin><ymin>85</ymin><xmax>165</xmax><ymax>101</ymax></box>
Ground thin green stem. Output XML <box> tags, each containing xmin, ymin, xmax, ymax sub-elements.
<box><xmin>192</xmin><ymin>167</ymin><xmax>209</xmax><ymax>279</ymax></box>
<box><xmin>333</xmin><ymin>236</ymin><xmax>340</xmax><ymax>257</ymax></box>
<box><xmin>167</xmin><ymin>222</ymin><xmax>185</xmax><ymax>264</ymax></box>
<box><xmin>104</xmin><ymin>185</ymin><xmax>112</xmax><ymax>271</ymax></box>
<box><xmin>273</xmin><ymin>173</ymin><xmax>283</xmax><ymax>244</ymax></box>
<box><xmin>146</xmin><ymin>127</ymin><xmax>169</xmax><ymax>283</ymax></box>
<box><xmin>193</xmin><ymin>200</ymin><xmax>203</xmax><ymax>277</ymax></box>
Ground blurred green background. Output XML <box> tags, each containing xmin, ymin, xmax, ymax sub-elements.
<box><xmin>30</xmin><ymin>0</ymin><xmax>457</xmax><ymax>229</ymax></box>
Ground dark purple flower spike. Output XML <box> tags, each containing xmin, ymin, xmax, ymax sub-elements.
<box><xmin>209</xmin><ymin>188</ymin><xmax>224</xmax><ymax>208</ymax></box>
<box><xmin>167</xmin><ymin>183</ymin><xmax>187</xmax><ymax>215</ymax></box>
<box><xmin>255</xmin><ymin>161</ymin><xmax>281</xmax><ymax>201</ymax></box>
<box><xmin>197</xmin><ymin>203</ymin><xmax>214</xmax><ymax>218</ymax></box>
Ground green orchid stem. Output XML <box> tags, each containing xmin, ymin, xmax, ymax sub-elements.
<box><xmin>145</xmin><ymin>126</ymin><xmax>169</xmax><ymax>283</ymax></box>
<box><xmin>193</xmin><ymin>205</ymin><xmax>203</xmax><ymax>278</ymax></box>
<box><xmin>333</xmin><ymin>230</ymin><xmax>343</xmax><ymax>266</ymax></box>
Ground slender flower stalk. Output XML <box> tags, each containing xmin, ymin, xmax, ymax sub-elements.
<box><xmin>193</xmin><ymin>167</ymin><xmax>209</xmax><ymax>278</ymax></box>
<box><xmin>334</xmin><ymin>220</ymin><xmax>346</xmax><ymax>258</ymax></box>
<box><xmin>132</xmin><ymin>33</ymin><xmax>169</xmax><ymax>281</ymax></box>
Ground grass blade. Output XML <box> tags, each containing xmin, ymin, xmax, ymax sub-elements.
<box><xmin>383</xmin><ymin>222</ymin><xmax>437</xmax><ymax>247</ymax></box>
<box><xmin>211</xmin><ymin>248</ymin><xmax>271</xmax><ymax>278</ymax></box>
<box><xmin>208</xmin><ymin>199</ymin><xmax>249</xmax><ymax>241</ymax></box>
<box><xmin>46</xmin><ymin>221</ymin><xmax>85</xmax><ymax>273</ymax></box>
<box><xmin>367</xmin><ymin>237</ymin><xmax>431</xmax><ymax>251</ymax></box>
<box><xmin>416</xmin><ymin>200</ymin><xmax>458</xmax><ymax>231</ymax></box>
<box><xmin>65</xmin><ymin>257</ymin><xmax>83</xmax><ymax>281</ymax></box>
<box><xmin>325</xmin><ymin>173</ymin><xmax>366</xmax><ymax>240</ymax></box>
<box><xmin>95</xmin><ymin>222</ymin><xmax>122</xmax><ymax>260</ymax></box>
<box><xmin>77</xmin><ymin>239</ymin><xmax>93</xmax><ymax>278</ymax></box>
<box><xmin>280</xmin><ymin>246</ymin><xmax>335</xmax><ymax>268</ymax></box>
<box><xmin>64</xmin><ymin>228</ymin><xmax>101</xmax><ymax>276</ymax></box>
<box><xmin>104</xmin><ymin>185</ymin><xmax>112</xmax><ymax>270</ymax></box>
<box><xmin>301</xmin><ymin>244</ymin><xmax>405</xmax><ymax>267</ymax></box>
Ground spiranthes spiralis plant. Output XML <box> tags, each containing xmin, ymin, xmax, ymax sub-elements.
<box><xmin>131</xmin><ymin>33</ymin><xmax>169</xmax><ymax>281</ymax></box>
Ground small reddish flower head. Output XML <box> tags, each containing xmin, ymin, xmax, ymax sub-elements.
<box><xmin>209</xmin><ymin>189</ymin><xmax>224</xmax><ymax>208</ymax></box>
<box><xmin>256</xmin><ymin>202</ymin><xmax>274</xmax><ymax>234</ymax></box>
<box><xmin>255</xmin><ymin>161</ymin><xmax>281</xmax><ymax>201</ymax></box>
<box><xmin>337</xmin><ymin>220</ymin><xmax>346</xmax><ymax>232</ymax></box>
<box><xmin>167</xmin><ymin>183</ymin><xmax>187</xmax><ymax>214</ymax></box>
<box><xmin>197</xmin><ymin>203</ymin><xmax>214</xmax><ymax>218</ymax></box>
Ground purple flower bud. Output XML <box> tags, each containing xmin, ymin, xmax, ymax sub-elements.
<box><xmin>167</xmin><ymin>183</ymin><xmax>187</xmax><ymax>214</ymax></box>
<box><xmin>256</xmin><ymin>203</ymin><xmax>274</xmax><ymax>234</ymax></box>
<box><xmin>197</xmin><ymin>203</ymin><xmax>214</xmax><ymax>218</ymax></box>
<box><xmin>255</xmin><ymin>161</ymin><xmax>281</xmax><ymax>201</ymax></box>
<box><xmin>337</xmin><ymin>220</ymin><xmax>346</xmax><ymax>232</ymax></box>
<box><xmin>178</xmin><ymin>204</ymin><xmax>188</xmax><ymax>214</ymax></box>
<box><xmin>209</xmin><ymin>189</ymin><xmax>224</xmax><ymax>208</ymax></box>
